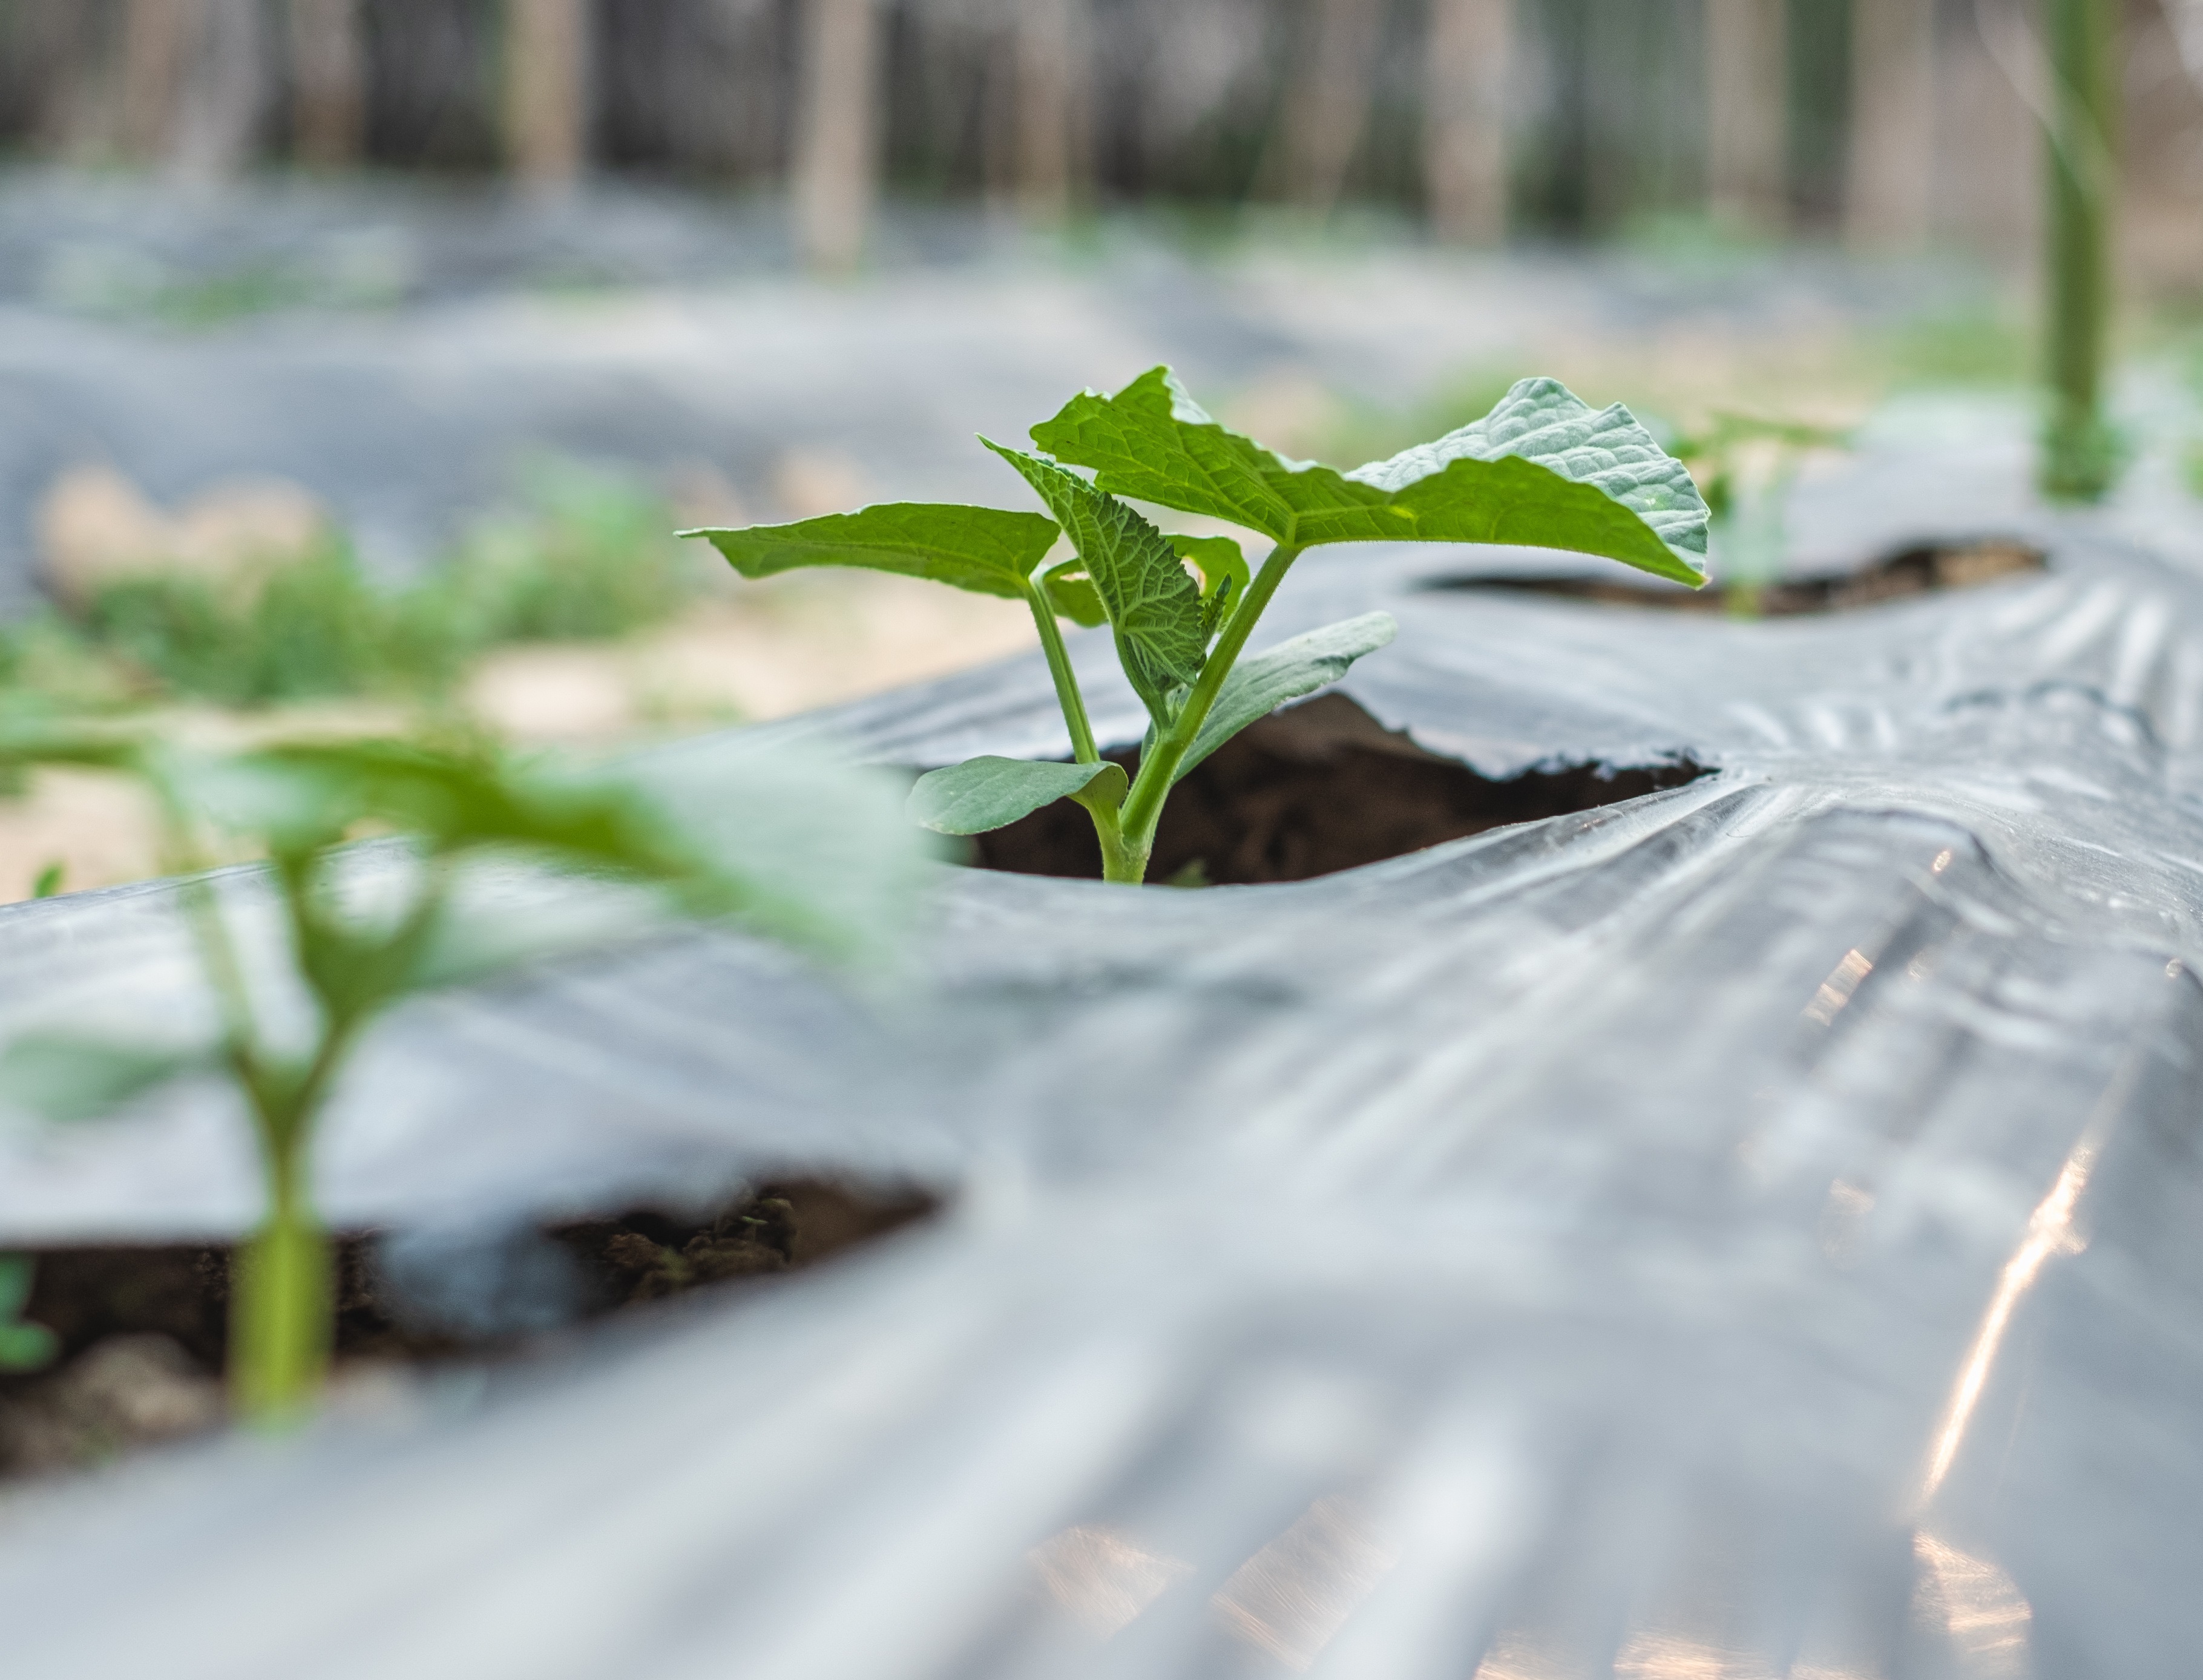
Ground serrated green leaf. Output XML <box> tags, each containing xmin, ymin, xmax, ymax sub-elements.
<box><xmin>982</xmin><ymin>440</ymin><xmax>1208</xmax><ymax>720</ymax></box>
<box><xmin>1177</xmin><ymin>612</ymin><xmax>1398</xmax><ymax>783</ymax></box>
<box><xmin>0</xmin><ymin>1033</ymin><xmax>211</xmax><ymax>1124</ymax></box>
<box><xmin>1029</xmin><ymin>367</ymin><xmax>1707</xmax><ymax>584</ymax></box>
<box><xmin>907</xmin><ymin>756</ymin><xmax>1129</xmax><ymax>836</ymax></box>
<box><xmin>1042</xmin><ymin>560</ymin><xmax>1108</xmax><ymax>628</ymax></box>
<box><xmin>681</xmin><ymin>504</ymin><xmax>1063</xmax><ymax>602</ymax></box>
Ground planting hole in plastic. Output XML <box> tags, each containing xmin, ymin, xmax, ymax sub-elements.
<box><xmin>1443</xmin><ymin>539</ymin><xmax>2045</xmax><ymax>617</ymax></box>
<box><xmin>970</xmin><ymin>694</ymin><xmax>1708</xmax><ymax>885</ymax></box>
<box><xmin>0</xmin><ymin>1179</ymin><xmax>938</xmax><ymax>1479</ymax></box>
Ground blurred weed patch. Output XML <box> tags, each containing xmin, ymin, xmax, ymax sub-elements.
<box><xmin>3</xmin><ymin>463</ymin><xmax>703</xmax><ymax>713</ymax></box>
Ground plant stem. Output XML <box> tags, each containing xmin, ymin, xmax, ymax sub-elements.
<box><xmin>2041</xmin><ymin>0</ymin><xmax>2118</xmax><ymax>502</ymax></box>
<box><xmin>231</xmin><ymin>1111</ymin><xmax>330</xmax><ymax>1425</ymax></box>
<box><xmin>1022</xmin><ymin>579</ymin><xmax>1100</xmax><ymax>764</ymax></box>
<box><xmin>1115</xmin><ymin>543</ymin><xmax>1302</xmax><ymax>859</ymax></box>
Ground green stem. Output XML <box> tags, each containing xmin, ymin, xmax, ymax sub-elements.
<box><xmin>1116</xmin><ymin>543</ymin><xmax>1302</xmax><ymax>854</ymax></box>
<box><xmin>1022</xmin><ymin>579</ymin><xmax>1100</xmax><ymax>764</ymax></box>
<box><xmin>231</xmin><ymin>1112</ymin><xmax>330</xmax><ymax>1426</ymax></box>
<box><xmin>2041</xmin><ymin>0</ymin><xmax>2119</xmax><ymax>502</ymax></box>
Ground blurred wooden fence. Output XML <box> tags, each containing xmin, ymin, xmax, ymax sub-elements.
<box><xmin>1</xmin><ymin>0</ymin><xmax>2199</xmax><ymax>276</ymax></box>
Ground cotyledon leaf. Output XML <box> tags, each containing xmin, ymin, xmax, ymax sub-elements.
<box><xmin>681</xmin><ymin>504</ymin><xmax>1062</xmax><ymax>602</ymax></box>
<box><xmin>908</xmin><ymin>756</ymin><xmax>1129</xmax><ymax>836</ymax></box>
<box><xmin>1176</xmin><ymin>611</ymin><xmax>1398</xmax><ymax>783</ymax></box>
<box><xmin>1029</xmin><ymin>367</ymin><xmax>1707</xmax><ymax>584</ymax></box>
<box><xmin>981</xmin><ymin>440</ymin><xmax>1209</xmax><ymax>718</ymax></box>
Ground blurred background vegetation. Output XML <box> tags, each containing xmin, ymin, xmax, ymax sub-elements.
<box><xmin>0</xmin><ymin>0</ymin><xmax>2196</xmax><ymax>899</ymax></box>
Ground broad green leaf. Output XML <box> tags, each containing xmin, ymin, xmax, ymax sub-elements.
<box><xmin>983</xmin><ymin>441</ymin><xmax>1208</xmax><ymax>718</ymax></box>
<box><xmin>1029</xmin><ymin>367</ymin><xmax>1707</xmax><ymax>584</ymax></box>
<box><xmin>0</xmin><ymin>1033</ymin><xmax>211</xmax><ymax>1124</ymax></box>
<box><xmin>1177</xmin><ymin>611</ymin><xmax>1398</xmax><ymax>783</ymax></box>
<box><xmin>1042</xmin><ymin>559</ymin><xmax>1108</xmax><ymax>628</ymax></box>
<box><xmin>165</xmin><ymin>734</ymin><xmax>932</xmax><ymax>969</ymax></box>
<box><xmin>1344</xmin><ymin>377</ymin><xmax>1708</xmax><ymax>576</ymax></box>
<box><xmin>681</xmin><ymin>504</ymin><xmax>1062</xmax><ymax>602</ymax></box>
<box><xmin>908</xmin><ymin>756</ymin><xmax>1129</xmax><ymax>836</ymax></box>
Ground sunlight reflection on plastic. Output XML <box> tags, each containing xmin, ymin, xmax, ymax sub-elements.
<box><xmin>1802</xmin><ymin>948</ymin><xmax>1873</xmax><ymax>1025</ymax></box>
<box><xmin>1210</xmin><ymin>1495</ymin><xmax>1399</xmax><ymax>1670</ymax></box>
<box><xmin>1819</xmin><ymin>1178</ymin><xmax>1876</xmax><ymax>1262</ymax></box>
<box><xmin>1027</xmin><ymin>1523</ymin><xmax>1194</xmax><ymax>1639</ymax></box>
<box><xmin>1917</xmin><ymin>1041</ymin><xmax>2140</xmax><ymax>1503</ymax></box>
<box><xmin>1912</xmin><ymin>1532</ymin><xmax>2034</xmax><ymax>1678</ymax></box>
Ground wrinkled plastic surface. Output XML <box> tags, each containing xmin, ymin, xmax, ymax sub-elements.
<box><xmin>3</xmin><ymin>445</ymin><xmax>2203</xmax><ymax>1676</ymax></box>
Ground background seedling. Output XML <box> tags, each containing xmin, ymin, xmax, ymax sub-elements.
<box><xmin>690</xmin><ymin>368</ymin><xmax>1710</xmax><ymax>884</ymax></box>
<box><xmin>0</xmin><ymin>727</ymin><xmax>922</xmax><ymax>1423</ymax></box>
<box><xmin>1670</xmin><ymin>413</ymin><xmax>1851</xmax><ymax>617</ymax></box>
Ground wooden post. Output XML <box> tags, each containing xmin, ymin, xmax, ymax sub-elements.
<box><xmin>169</xmin><ymin>0</ymin><xmax>266</xmax><ymax>182</ymax></box>
<box><xmin>1426</xmin><ymin>0</ymin><xmax>1512</xmax><ymax>243</ymax></box>
<box><xmin>1845</xmin><ymin>0</ymin><xmax>1934</xmax><ymax>249</ymax></box>
<box><xmin>1013</xmin><ymin>0</ymin><xmax>1086</xmax><ymax>223</ymax></box>
<box><xmin>289</xmin><ymin>0</ymin><xmax>364</xmax><ymax>168</ymax></box>
<box><xmin>505</xmin><ymin>0</ymin><xmax>591</xmax><ymax>191</ymax></box>
<box><xmin>1273</xmin><ymin>0</ymin><xmax>1388</xmax><ymax>213</ymax></box>
<box><xmin>120</xmin><ymin>0</ymin><xmax>200</xmax><ymax>163</ymax></box>
<box><xmin>1704</xmin><ymin>0</ymin><xmax>1787</xmax><ymax>228</ymax></box>
<box><xmin>792</xmin><ymin>0</ymin><xmax>881</xmax><ymax>272</ymax></box>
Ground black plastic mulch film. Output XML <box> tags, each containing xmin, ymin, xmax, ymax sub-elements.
<box><xmin>0</xmin><ymin>459</ymin><xmax>2199</xmax><ymax>1678</ymax></box>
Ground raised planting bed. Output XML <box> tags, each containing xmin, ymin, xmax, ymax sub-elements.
<box><xmin>0</xmin><ymin>418</ymin><xmax>2201</xmax><ymax>1678</ymax></box>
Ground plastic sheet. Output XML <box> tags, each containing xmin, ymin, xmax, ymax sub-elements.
<box><xmin>3</xmin><ymin>448</ymin><xmax>2203</xmax><ymax>1675</ymax></box>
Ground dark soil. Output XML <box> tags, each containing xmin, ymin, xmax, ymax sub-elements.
<box><xmin>1449</xmin><ymin>539</ymin><xmax>2045</xmax><ymax>616</ymax></box>
<box><xmin>973</xmin><ymin>694</ymin><xmax>1707</xmax><ymax>885</ymax></box>
<box><xmin>0</xmin><ymin>1178</ymin><xmax>934</xmax><ymax>1478</ymax></box>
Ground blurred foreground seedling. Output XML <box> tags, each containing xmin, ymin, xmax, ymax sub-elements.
<box><xmin>689</xmin><ymin>369</ymin><xmax>1711</xmax><ymax>884</ymax></box>
<box><xmin>0</xmin><ymin>726</ymin><xmax>924</xmax><ymax>1424</ymax></box>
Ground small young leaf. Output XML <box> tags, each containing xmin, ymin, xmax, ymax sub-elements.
<box><xmin>1030</xmin><ymin>367</ymin><xmax>1709</xmax><ymax>583</ymax></box>
<box><xmin>1041</xmin><ymin>560</ymin><xmax>1108</xmax><ymax>628</ymax></box>
<box><xmin>1177</xmin><ymin>612</ymin><xmax>1398</xmax><ymax>783</ymax></box>
<box><xmin>1173</xmin><ymin>534</ymin><xmax>1249</xmax><ymax>635</ymax></box>
<box><xmin>908</xmin><ymin>756</ymin><xmax>1129</xmax><ymax>836</ymax></box>
<box><xmin>681</xmin><ymin>504</ymin><xmax>1062</xmax><ymax>602</ymax></box>
<box><xmin>1170</xmin><ymin>534</ymin><xmax>1249</xmax><ymax>603</ymax></box>
<box><xmin>982</xmin><ymin>441</ymin><xmax>1209</xmax><ymax>720</ymax></box>
<box><xmin>31</xmin><ymin>862</ymin><xmax>63</xmax><ymax>899</ymax></box>
<box><xmin>0</xmin><ymin>1034</ymin><xmax>211</xmax><ymax>1124</ymax></box>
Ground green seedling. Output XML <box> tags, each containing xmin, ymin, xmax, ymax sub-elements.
<box><xmin>688</xmin><ymin>368</ymin><xmax>1710</xmax><ymax>884</ymax></box>
<box><xmin>0</xmin><ymin>1256</ymin><xmax>58</xmax><ymax>1373</ymax></box>
<box><xmin>0</xmin><ymin>726</ymin><xmax>922</xmax><ymax>1423</ymax></box>
<box><xmin>1670</xmin><ymin>413</ymin><xmax>1851</xmax><ymax>617</ymax></box>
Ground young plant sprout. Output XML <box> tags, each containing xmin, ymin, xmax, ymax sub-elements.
<box><xmin>689</xmin><ymin>369</ymin><xmax>1711</xmax><ymax>884</ymax></box>
<box><xmin>1670</xmin><ymin>413</ymin><xmax>1850</xmax><ymax>617</ymax></box>
<box><xmin>0</xmin><ymin>730</ymin><xmax>918</xmax><ymax>1423</ymax></box>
